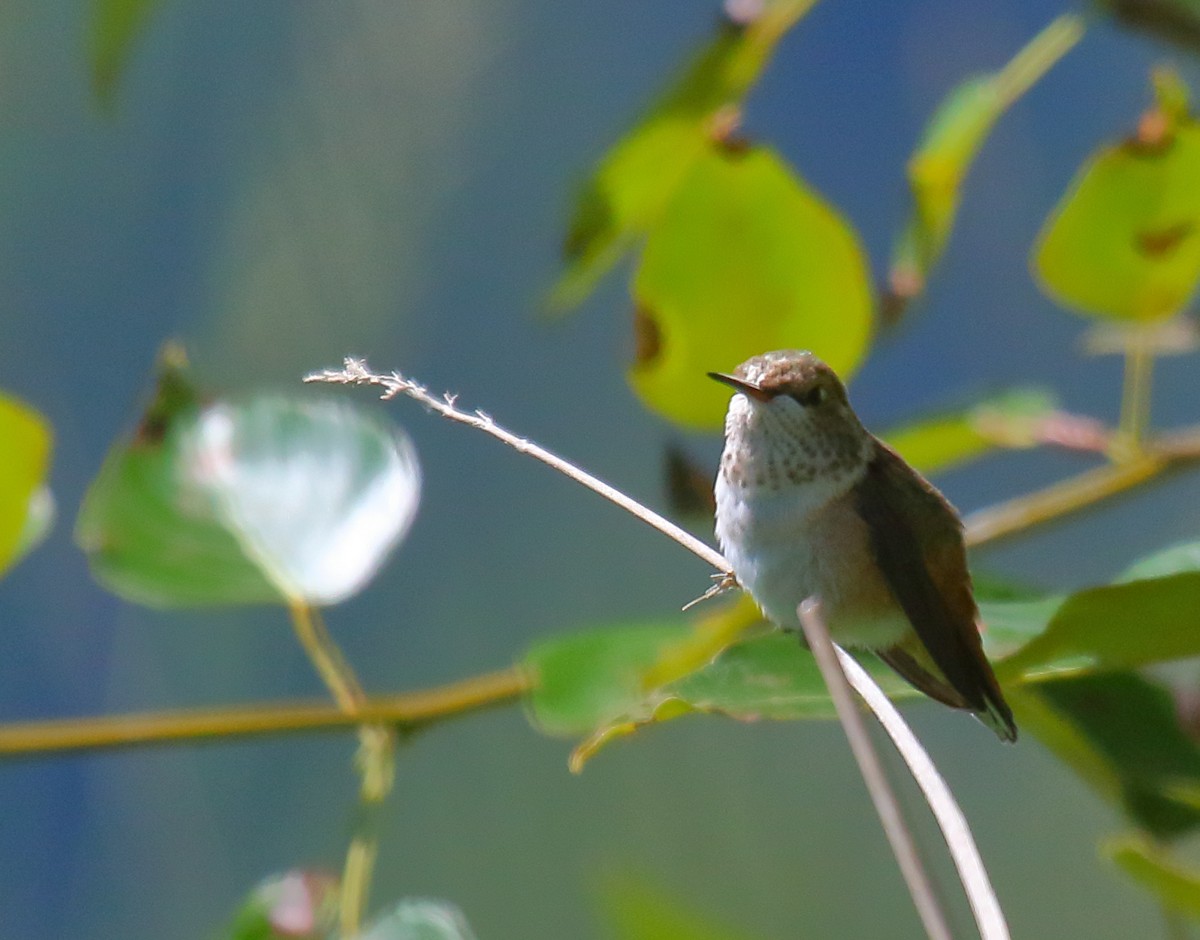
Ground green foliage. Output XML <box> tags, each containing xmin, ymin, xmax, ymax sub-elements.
<box><xmin>1035</xmin><ymin>70</ymin><xmax>1200</xmax><ymax>321</ymax></box>
<box><xmin>342</xmin><ymin>901</ymin><xmax>478</xmax><ymax>940</ymax></box>
<box><xmin>1106</xmin><ymin>834</ymin><xmax>1200</xmax><ymax>919</ymax></box>
<box><xmin>0</xmin><ymin>391</ymin><xmax>52</xmax><ymax>577</ymax></box>
<box><xmin>630</xmin><ymin>144</ymin><xmax>873</xmax><ymax>429</ymax></box>
<box><xmin>75</xmin><ymin>354</ymin><xmax>421</xmax><ymax>608</ymax></box>
<box><xmin>90</xmin><ymin>0</ymin><xmax>161</xmax><ymax>106</ymax></box>
<box><xmin>600</xmin><ymin>876</ymin><xmax>763</xmax><ymax>940</ymax></box>
<box><xmin>550</xmin><ymin>1</ymin><xmax>817</xmax><ymax>310</ymax></box>
<box><xmin>888</xmin><ymin>14</ymin><xmax>1083</xmax><ymax>314</ymax></box>
<box><xmin>1012</xmin><ymin>673</ymin><xmax>1200</xmax><ymax>839</ymax></box>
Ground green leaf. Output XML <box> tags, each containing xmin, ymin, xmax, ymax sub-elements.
<box><xmin>550</xmin><ymin>2</ymin><xmax>816</xmax><ymax>311</ymax></box>
<box><xmin>526</xmin><ymin>619</ymin><xmax>923</xmax><ymax>740</ymax></box>
<box><xmin>76</xmin><ymin>357</ymin><xmax>421</xmax><ymax>607</ymax></box>
<box><xmin>631</xmin><ymin>144</ymin><xmax>873</xmax><ymax>430</ymax></box>
<box><xmin>0</xmin><ymin>393</ymin><xmax>53</xmax><ymax>577</ymax></box>
<box><xmin>346</xmin><ymin>900</ymin><xmax>477</xmax><ymax>940</ymax></box>
<box><xmin>886</xmin><ymin>15</ymin><xmax>1082</xmax><ymax>316</ymax></box>
<box><xmin>996</xmin><ymin>571</ymin><xmax>1200</xmax><ymax>680</ymax></box>
<box><xmin>1010</xmin><ymin>673</ymin><xmax>1200</xmax><ymax>838</ymax></box>
<box><xmin>226</xmin><ymin>870</ymin><xmax>339</xmax><ymax>940</ymax></box>
<box><xmin>1035</xmin><ymin>70</ymin><xmax>1200</xmax><ymax>321</ymax></box>
<box><xmin>881</xmin><ymin>387</ymin><xmax>1057</xmax><ymax>476</ymax></box>
<box><xmin>601</xmin><ymin>875</ymin><xmax>763</xmax><ymax>940</ymax></box>
<box><xmin>1106</xmin><ymin>833</ymin><xmax>1200</xmax><ymax>919</ymax></box>
<box><xmin>90</xmin><ymin>0</ymin><xmax>162</xmax><ymax>107</ymax></box>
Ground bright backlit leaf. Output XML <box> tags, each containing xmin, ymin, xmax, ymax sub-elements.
<box><xmin>77</xmin><ymin>356</ymin><xmax>420</xmax><ymax>607</ymax></box>
<box><xmin>1035</xmin><ymin>70</ymin><xmax>1200</xmax><ymax>321</ymax></box>
<box><xmin>887</xmin><ymin>15</ymin><xmax>1082</xmax><ymax>318</ymax></box>
<box><xmin>91</xmin><ymin>0</ymin><xmax>162</xmax><ymax>107</ymax></box>
<box><xmin>227</xmin><ymin>870</ymin><xmax>340</xmax><ymax>940</ymax></box>
<box><xmin>631</xmin><ymin>144</ymin><xmax>873</xmax><ymax>430</ymax></box>
<box><xmin>550</xmin><ymin>1</ymin><xmax>816</xmax><ymax>311</ymax></box>
<box><xmin>346</xmin><ymin>900</ymin><xmax>478</xmax><ymax>940</ymax></box>
<box><xmin>0</xmin><ymin>393</ymin><xmax>53</xmax><ymax>577</ymax></box>
<box><xmin>1106</xmin><ymin>833</ymin><xmax>1200</xmax><ymax>918</ymax></box>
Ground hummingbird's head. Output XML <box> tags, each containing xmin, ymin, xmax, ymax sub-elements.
<box><xmin>709</xmin><ymin>350</ymin><xmax>872</xmax><ymax>490</ymax></box>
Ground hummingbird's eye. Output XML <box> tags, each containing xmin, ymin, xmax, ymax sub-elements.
<box><xmin>797</xmin><ymin>385</ymin><xmax>828</xmax><ymax>408</ymax></box>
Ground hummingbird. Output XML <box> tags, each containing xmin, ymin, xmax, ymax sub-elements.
<box><xmin>710</xmin><ymin>350</ymin><xmax>1016</xmax><ymax>741</ymax></box>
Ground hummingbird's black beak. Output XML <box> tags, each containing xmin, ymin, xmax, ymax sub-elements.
<box><xmin>708</xmin><ymin>371</ymin><xmax>773</xmax><ymax>402</ymax></box>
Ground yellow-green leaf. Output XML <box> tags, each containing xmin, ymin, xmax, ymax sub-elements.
<box><xmin>0</xmin><ymin>393</ymin><xmax>53</xmax><ymax>577</ymax></box>
<box><xmin>1035</xmin><ymin>71</ymin><xmax>1200</xmax><ymax>321</ymax></box>
<box><xmin>630</xmin><ymin>144</ymin><xmax>873</xmax><ymax>430</ymax></box>
<box><xmin>1106</xmin><ymin>833</ymin><xmax>1200</xmax><ymax>918</ymax></box>
<box><xmin>91</xmin><ymin>0</ymin><xmax>162</xmax><ymax>107</ymax></box>
<box><xmin>550</xmin><ymin>1</ymin><xmax>816</xmax><ymax>311</ymax></box>
<box><xmin>601</xmin><ymin>875</ymin><xmax>764</xmax><ymax>940</ymax></box>
<box><xmin>887</xmin><ymin>15</ymin><xmax>1082</xmax><ymax>315</ymax></box>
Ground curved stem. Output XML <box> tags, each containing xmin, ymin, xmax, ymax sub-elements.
<box><xmin>0</xmin><ymin>669</ymin><xmax>528</xmax><ymax>758</ymax></box>
<box><xmin>290</xmin><ymin>602</ymin><xmax>394</xmax><ymax>938</ymax></box>
<box><xmin>964</xmin><ymin>454</ymin><xmax>1165</xmax><ymax>548</ymax></box>
<box><xmin>798</xmin><ymin>601</ymin><xmax>956</xmax><ymax>940</ymax></box>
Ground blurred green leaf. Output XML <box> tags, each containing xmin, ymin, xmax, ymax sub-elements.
<box><xmin>631</xmin><ymin>144</ymin><xmax>873</xmax><ymax>429</ymax></box>
<box><xmin>886</xmin><ymin>15</ymin><xmax>1082</xmax><ymax>317</ymax></box>
<box><xmin>76</xmin><ymin>357</ymin><xmax>421</xmax><ymax>607</ymax></box>
<box><xmin>1118</xmin><ymin>539</ymin><xmax>1200</xmax><ymax>581</ymax></box>
<box><xmin>550</xmin><ymin>1</ymin><xmax>816</xmax><ymax>310</ymax></box>
<box><xmin>882</xmin><ymin>387</ymin><xmax>1057</xmax><ymax>476</ymax></box>
<box><xmin>1035</xmin><ymin>70</ymin><xmax>1200</xmax><ymax>321</ymax></box>
<box><xmin>1106</xmin><ymin>833</ymin><xmax>1200</xmax><ymax>918</ymax></box>
<box><xmin>346</xmin><ymin>900</ymin><xmax>477</xmax><ymax>940</ymax></box>
<box><xmin>91</xmin><ymin>0</ymin><xmax>161</xmax><ymax>106</ymax></box>
<box><xmin>0</xmin><ymin>393</ymin><xmax>53</xmax><ymax>577</ymax></box>
<box><xmin>601</xmin><ymin>875</ymin><xmax>763</xmax><ymax>940</ymax></box>
<box><xmin>996</xmin><ymin>570</ymin><xmax>1200</xmax><ymax>681</ymax></box>
<box><xmin>227</xmin><ymin>870</ymin><xmax>339</xmax><ymax>940</ymax></box>
<box><xmin>1011</xmin><ymin>673</ymin><xmax>1200</xmax><ymax>838</ymax></box>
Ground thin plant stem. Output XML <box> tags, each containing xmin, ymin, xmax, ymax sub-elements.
<box><xmin>837</xmin><ymin>649</ymin><xmax>1011</xmax><ymax>940</ymax></box>
<box><xmin>797</xmin><ymin>600</ymin><xmax>954</xmax><ymax>940</ymax></box>
<box><xmin>305</xmin><ymin>360</ymin><xmax>730</xmax><ymax>574</ymax></box>
<box><xmin>963</xmin><ymin>454</ymin><xmax>1165</xmax><ymax>548</ymax></box>
<box><xmin>1118</xmin><ymin>330</ymin><xmax>1156</xmax><ymax>457</ymax></box>
<box><xmin>290</xmin><ymin>601</ymin><xmax>395</xmax><ymax>938</ymax></box>
<box><xmin>0</xmin><ymin>669</ymin><xmax>528</xmax><ymax>758</ymax></box>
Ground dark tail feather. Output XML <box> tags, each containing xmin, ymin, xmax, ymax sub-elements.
<box><xmin>878</xmin><ymin>645</ymin><xmax>1017</xmax><ymax>743</ymax></box>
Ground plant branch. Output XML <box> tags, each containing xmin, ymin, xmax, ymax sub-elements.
<box><xmin>797</xmin><ymin>600</ymin><xmax>954</xmax><ymax>940</ymax></box>
<box><xmin>963</xmin><ymin>453</ymin><xmax>1166</xmax><ymax>548</ymax></box>
<box><xmin>837</xmin><ymin>647</ymin><xmax>1011</xmax><ymax>940</ymax></box>
<box><xmin>0</xmin><ymin>669</ymin><xmax>528</xmax><ymax>758</ymax></box>
<box><xmin>289</xmin><ymin>602</ymin><xmax>395</xmax><ymax>938</ymax></box>
<box><xmin>305</xmin><ymin>359</ymin><xmax>731</xmax><ymax>575</ymax></box>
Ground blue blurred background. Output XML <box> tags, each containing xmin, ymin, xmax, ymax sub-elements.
<box><xmin>1</xmin><ymin>1</ymin><xmax>1197</xmax><ymax>937</ymax></box>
